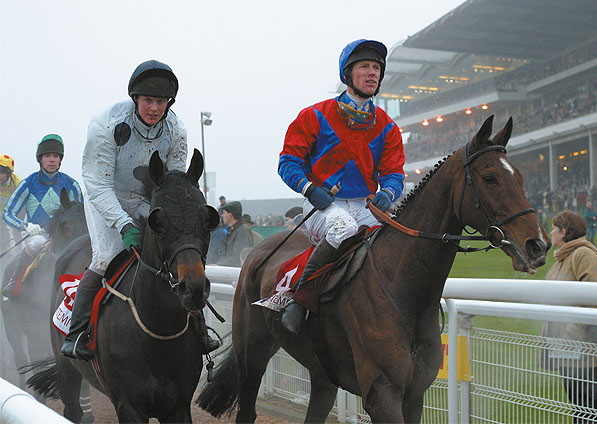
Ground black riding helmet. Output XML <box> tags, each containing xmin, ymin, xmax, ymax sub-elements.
<box><xmin>128</xmin><ymin>60</ymin><xmax>179</xmax><ymax>113</ymax></box>
<box><xmin>36</xmin><ymin>134</ymin><xmax>64</xmax><ymax>163</ymax></box>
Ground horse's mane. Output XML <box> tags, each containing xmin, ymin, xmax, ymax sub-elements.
<box><xmin>47</xmin><ymin>201</ymin><xmax>85</xmax><ymax>237</ymax></box>
<box><xmin>393</xmin><ymin>153</ymin><xmax>452</xmax><ymax>219</ymax></box>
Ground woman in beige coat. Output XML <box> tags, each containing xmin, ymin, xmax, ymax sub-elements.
<box><xmin>543</xmin><ymin>210</ymin><xmax>597</xmax><ymax>423</ymax></box>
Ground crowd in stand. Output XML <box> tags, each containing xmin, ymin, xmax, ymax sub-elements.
<box><xmin>404</xmin><ymin>81</ymin><xmax>596</xmax><ymax>163</ymax></box>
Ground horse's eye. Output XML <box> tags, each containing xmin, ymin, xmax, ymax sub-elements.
<box><xmin>482</xmin><ymin>174</ymin><xmax>498</xmax><ymax>184</ymax></box>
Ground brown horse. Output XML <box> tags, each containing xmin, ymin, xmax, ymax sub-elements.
<box><xmin>197</xmin><ymin>116</ymin><xmax>551</xmax><ymax>423</ymax></box>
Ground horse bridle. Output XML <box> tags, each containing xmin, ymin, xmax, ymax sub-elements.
<box><xmin>133</xmin><ymin>243</ymin><xmax>204</xmax><ymax>290</ymax></box>
<box><xmin>458</xmin><ymin>142</ymin><xmax>535</xmax><ymax>249</ymax></box>
<box><xmin>369</xmin><ymin>142</ymin><xmax>535</xmax><ymax>253</ymax></box>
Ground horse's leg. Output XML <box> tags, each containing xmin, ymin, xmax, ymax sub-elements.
<box><xmin>304</xmin><ymin>373</ymin><xmax>337</xmax><ymax>424</ymax></box>
<box><xmin>115</xmin><ymin>402</ymin><xmax>148</xmax><ymax>424</ymax></box>
<box><xmin>161</xmin><ymin>405</ymin><xmax>192</xmax><ymax>424</ymax></box>
<box><xmin>1</xmin><ymin>309</ymin><xmax>28</xmax><ymax>388</ymax></box>
<box><xmin>402</xmin><ymin>393</ymin><xmax>425</xmax><ymax>424</ymax></box>
<box><xmin>79</xmin><ymin>380</ymin><xmax>95</xmax><ymax>424</ymax></box>
<box><xmin>57</xmin><ymin>359</ymin><xmax>85</xmax><ymax>423</ymax></box>
<box><xmin>235</xmin><ymin>311</ymin><xmax>278</xmax><ymax>424</ymax></box>
<box><xmin>362</xmin><ymin>374</ymin><xmax>404</xmax><ymax>423</ymax></box>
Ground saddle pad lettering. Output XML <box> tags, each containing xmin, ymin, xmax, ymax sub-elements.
<box><xmin>52</xmin><ymin>273</ymin><xmax>84</xmax><ymax>336</ymax></box>
<box><xmin>252</xmin><ymin>246</ymin><xmax>314</xmax><ymax>311</ymax></box>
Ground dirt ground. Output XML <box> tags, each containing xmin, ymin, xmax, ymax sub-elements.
<box><xmin>45</xmin><ymin>384</ymin><xmax>301</xmax><ymax>423</ymax></box>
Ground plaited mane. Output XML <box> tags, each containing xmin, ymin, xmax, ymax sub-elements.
<box><xmin>393</xmin><ymin>154</ymin><xmax>451</xmax><ymax>219</ymax></box>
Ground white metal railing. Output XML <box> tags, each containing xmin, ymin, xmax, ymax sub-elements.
<box><xmin>0</xmin><ymin>378</ymin><xmax>71</xmax><ymax>424</ymax></box>
<box><xmin>204</xmin><ymin>265</ymin><xmax>597</xmax><ymax>423</ymax></box>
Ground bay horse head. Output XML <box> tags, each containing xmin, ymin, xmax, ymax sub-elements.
<box><xmin>454</xmin><ymin>115</ymin><xmax>550</xmax><ymax>273</ymax></box>
<box><xmin>138</xmin><ymin>149</ymin><xmax>219</xmax><ymax>311</ymax></box>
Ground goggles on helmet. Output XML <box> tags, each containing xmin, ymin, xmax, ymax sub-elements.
<box><xmin>337</xmin><ymin>101</ymin><xmax>376</xmax><ymax>130</ymax></box>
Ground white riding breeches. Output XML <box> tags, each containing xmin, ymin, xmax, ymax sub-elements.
<box><xmin>84</xmin><ymin>194</ymin><xmax>124</xmax><ymax>275</ymax></box>
<box><xmin>303</xmin><ymin>197</ymin><xmax>380</xmax><ymax>248</ymax></box>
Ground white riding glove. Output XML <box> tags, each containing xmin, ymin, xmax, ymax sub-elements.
<box><xmin>25</xmin><ymin>223</ymin><xmax>44</xmax><ymax>236</ymax></box>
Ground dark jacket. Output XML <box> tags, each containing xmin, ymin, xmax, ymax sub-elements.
<box><xmin>217</xmin><ymin>221</ymin><xmax>253</xmax><ymax>267</ymax></box>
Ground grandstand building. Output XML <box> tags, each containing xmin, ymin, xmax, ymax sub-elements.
<box><xmin>370</xmin><ymin>0</ymin><xmax>597</xmax><ymax>212</ymax></box>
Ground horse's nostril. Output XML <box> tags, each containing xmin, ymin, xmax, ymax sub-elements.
<box><xmin>526</xmin><ymin>239</ymin><xmax>546</xmax><ymax>257</ymax></box>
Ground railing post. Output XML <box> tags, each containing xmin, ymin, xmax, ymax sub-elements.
<box><xmin>459</xmin><ymin>312</ymin><xmax>474</xmax><ymax>424</ymax></box>
<box><xmin>337</xmin><ymin>388</ymin><xmax>347</xmax><ymax>423</ymax></box>
<box><xmin>447</xmin><ymin>299</ymin><xmax>459</xmax><ymax>424</ymax></box>
<box><xmin>347</xmin><ymin>393</ymin><xmax>359</xmax><ymax>424</ymax></box>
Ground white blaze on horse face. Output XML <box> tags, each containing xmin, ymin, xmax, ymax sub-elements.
<box><xmin>499</xmin><ymin>158</ymin><xmax>515</xmax><ymax>176</ymax></box>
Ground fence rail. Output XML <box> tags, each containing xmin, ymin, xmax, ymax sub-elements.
<box><xmin>204</xmin><ymin>266</ymin><xmax>597</xmax><ymax>423</ymax></box>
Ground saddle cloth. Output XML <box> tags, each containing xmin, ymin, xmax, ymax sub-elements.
<box><xmin>253</xmin><ymin>225</ymin><xmax>381</xmax><ymax>313</ymax></box>
<box><xmin>52</xmin><ymin>272</ymin><xmax>84</xmax><ymax>335</ymax></box>
<box><xmin>52</xmin><ymin>250</ymin><xmax>135</xmax><ymax>346</ymax></box>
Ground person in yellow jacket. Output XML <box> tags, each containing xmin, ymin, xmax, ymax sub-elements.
<box><xmin>0</xmin><ymin>154</ymin><xmax>21</xmax><ymax>251</ymax></box>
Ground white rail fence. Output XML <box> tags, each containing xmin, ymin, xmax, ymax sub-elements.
<box><xmin>2</xmin><ymin>267</ymin><xmax>596</xmax><ymax>423</ymax></box>
<box><xmin>205</xmin><ymin>266</ymin><xmax>597</xmax><ymax>424</ymax></box>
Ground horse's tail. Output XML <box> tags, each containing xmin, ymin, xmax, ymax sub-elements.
<box><xmin>22</xmin><ymin>357</ymin><xmax>60</xmax><ymax>400</ymax></box>
<box><xmin>195</xmin><ymin>345</ymin><xmax>239</xmax><ymax>417</ymax></box>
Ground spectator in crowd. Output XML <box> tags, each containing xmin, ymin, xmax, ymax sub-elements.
<box><xmin>585</xmin><ymin>201</ymin><xmax>597</xmax><ymax>244</ymax></box>
<box><xmin>206</xmin><ymin>210</ymin><xmax>227</xmax><ymax>265</ymax></box>
<box><xmin>278</xmin><ymin>39</ymin><xmax>405</xmax><ymax>334</ymax></box>
<box><xmin>218</xmin><ymin>195</ymin><xmax>226</xmax><ymax>207</ymax></box>
<box><xmin>542</xmin><ymin>210</ymin><xmax>597</xmax><ymax>422</ymax></box>
<box><xmin>243</xmin><ymin>214</ymin><xmax>263</xmax><ymax>247</ymax></box>
<box><xmin>215</xmin><ymin>201</ymin><xmax>252</xmax><ymax>267</ymax></box>
<box><xmin>0</xmin><ymin>154</ymin><xmax>22</xmax><ymax>251</ymax></box>
<box><xmin>284</xmin><ymin>206</ymin><xmax>303</xmax><ymax>229</ymax></box>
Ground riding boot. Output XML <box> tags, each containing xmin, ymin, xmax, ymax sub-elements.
<box><xmin>61</xmin><ymin>270</ymin><xmax>103</xmax><ymax>360</ymax></box>
<box><xmin>281</xmin><ymin>238</ymin><xmax>336</xmax><ymax>335</ymax></box>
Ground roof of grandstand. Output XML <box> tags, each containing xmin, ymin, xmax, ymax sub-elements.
<box><xmin>372</xmin><ymin>0</ymin><xmax>597</xmax><ymax>104</ymax></box>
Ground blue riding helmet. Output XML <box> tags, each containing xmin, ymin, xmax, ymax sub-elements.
<box><xmin>339</xmin><ymin>39</ymin><xmax>387</xmax><ymax>85</ymax></box>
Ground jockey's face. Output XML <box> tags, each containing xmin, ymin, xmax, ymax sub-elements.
<box><xmin>0</xmin><ymin>172</ymin><xmax>8</xmax><ymax>184</ymax></box>
<box><xmin>348</xmin><ymin>60</ymin><xmax>381</xmax><ymax>100</ymax></box>
<box><xmin>137</xmin><ymin>95</ymin><xmax>169</xmax><ymax>126</ymax></box>
<box><xmin>40</xmin><ymin>153</ymin><xmax>62</xmax><ymax>174</ymax></box>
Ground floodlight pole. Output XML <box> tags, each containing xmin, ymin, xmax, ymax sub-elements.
<box><xmin>200</xmin><ymin>111</ymin><xmax>212</xmax><ymax>194</ymax></box>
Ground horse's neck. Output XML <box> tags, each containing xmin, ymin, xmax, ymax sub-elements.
<box><xmin>378</xmin><ymin>159</ymin><xmax>463</xmax><ymax>313</ymax></box>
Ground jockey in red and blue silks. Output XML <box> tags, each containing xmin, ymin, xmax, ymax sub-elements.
<box><xmin>278</xmin><ymin>39</ymin><xmax>405</xmax><ymax>335</ymax></box>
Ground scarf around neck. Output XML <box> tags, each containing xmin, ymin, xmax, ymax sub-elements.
<box><xmin>554</xmin><ymin>238</ymin><xmax>597</xmax><ymax>262</ymax></box>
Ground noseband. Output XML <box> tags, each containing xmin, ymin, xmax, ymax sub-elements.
<box><xmin>133</xmin><ymin>243</ymin><xmax>205</xmax><ymax>290</ymax></box>
<box><xmin>459</xmin><ymin>143</ymin><xmax>535</xmax><ymax>249</ymax></box>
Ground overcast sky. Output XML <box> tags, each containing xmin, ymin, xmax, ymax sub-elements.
<box><xmin>0</xmin><ymin>0</ymin><xmax>464</xmax><ymax>204</ymax></box>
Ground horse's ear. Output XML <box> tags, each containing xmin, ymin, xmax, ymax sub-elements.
<box><xmin>187</xmin><ymin>149</ymin><xmax>204</xmax><ymax>184</ymax></box>
<box><xmin>149</xmin><ymin>151</ymin><xmax>165</xmax><ymax>187</ymax></box>
<box><xmin>204</xmin><ymin>205</ymin><xmax>220</xmax><ymax>231</ymax></box>
<box><xmin>147</xmin><ymin>207</ymin><xmax>168</xmax><ymax>236</ymax></box>
<box><xmin>492</xmin><ymin>117</ymin><xmax>513</xmax><ymax>147</ymax></box>
<box><xmin>470</xmin><ymin>115</ymin><xmax>494</xmax><ymax>150</ymax></box>
<box><xmin>60</xmin><ymin>188</ymin><xmax>71</xmax><ymax>209</ymax></box>
<box><xmin>133</xmin><ymin>165</ymin><xmax>154</xmax><ymax>196</ymax></box>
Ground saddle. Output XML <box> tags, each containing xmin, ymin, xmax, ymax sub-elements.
<box><xmin>87</xmin><ymin>250</ymin><xmax>136</xmax><ymax>351</ymax></box>
<box><xmin>2</xmin><ymin>244</ymin><xmax>50</xmax><ymax>299</ymax></box>
<box><xmin>291</xmin><ymin>225</ymin><xmax>382</xmax><ymax>313</ymax></box>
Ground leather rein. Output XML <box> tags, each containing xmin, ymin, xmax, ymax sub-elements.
<box><xmin>369</xmin><ymin>143</ymin><xmax>535</xmax><ymax>253</ymax></box>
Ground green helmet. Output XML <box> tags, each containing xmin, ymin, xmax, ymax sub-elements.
<box><xmin>36</xmin><ymin>134</ymin><xmax>64</xmax><ymax>163</ymax></box>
